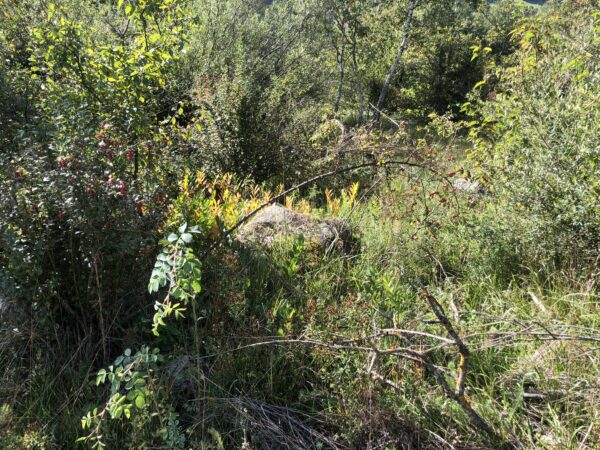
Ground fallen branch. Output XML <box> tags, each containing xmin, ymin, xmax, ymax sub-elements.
<box><xmin>417</xmin><ymin>280</ymin><xmax>501</xmax><ymax>441</ymax></box>
<box><xmin>197</xmin><ymin>289</ymin><xmax>504</xmax><ymax>443</ymax></box>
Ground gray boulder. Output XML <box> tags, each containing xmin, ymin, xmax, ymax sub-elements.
<box><xmin>235</xmin><ymin>204</ymin><xmax>352</xmax><ymax>252</ymax></box>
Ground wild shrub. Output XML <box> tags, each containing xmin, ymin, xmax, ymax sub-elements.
<box><xmin>0</xmin><ymin>0</ymin><xmax>193</xmax><ymax>340</ymax></box>
<box><xmin>468</xmin><ymin>1</ymin><xmax>600</xmax><ymax>266</ymax></box>
<box><xmin>0</xmin><ymin>125</ymin><xmax>165</xmax><ymax>339</ymax></box>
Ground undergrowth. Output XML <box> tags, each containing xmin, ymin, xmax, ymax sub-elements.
<box><xmin>2</xmin><ymin>170</ymin><xmax>597</xmax><ymax>449</ymax></box>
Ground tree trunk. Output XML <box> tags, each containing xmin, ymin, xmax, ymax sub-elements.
<box><xmin>350</xmin><ymin>27</ymin><xmax>364</xmax><ymax>123</ymax></box>
<box><xmin>373</xmin><ymin>0</ymin><xmax>416</xmax><ymax>121</ymax></box>
<box><xmin>334</xmin><ymin>27</ymin><xmax>346</xmax><ymax>113</ymax></box>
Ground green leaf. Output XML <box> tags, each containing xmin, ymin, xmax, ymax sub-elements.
<box><xmin>191</xmin><ymin>280</ymin><xmax>202</xmax><ymax>293</ymax></box>
<box><xmin>96</xmin><ymin>369</ymin><xmax>107</xmax><ymax>385</ymax></box>
<box><xmin>113</xmin><ymin>406</ymin><xmax>123</xmax><ymax>419</ymax></box>
<box><xmin>148</xmin><ymin>279</ymin><xmax>160</xmax><ymax>293</ymax></box>
<box><xmin>48</xmin><ymin>3</ymin><xmax>55</xmax><ymax>20</ymax></box>
<box><xmin>171</xmin><ymin>287</ymin><xmax>185</xmax><ymax>299</ymax></box>
<box><xmin>135</xmin><ymin>395</ymin><xmax>146</xmax><ymax>409</ymax></box>
<box><xmin>149</xmin><ymin>33</ymin><xmax>161</xmax><ymax>44</ymax></box>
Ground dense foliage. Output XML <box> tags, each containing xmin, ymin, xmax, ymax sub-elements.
<box><xmin>468</xmin><ymin>5</ymin><xmax>600</xmax><ymax>262</ymax></box>
<box><xmin>1</xmin><ymin>0</ymin><xmax>598</xmax><ymax>448</ymax></box>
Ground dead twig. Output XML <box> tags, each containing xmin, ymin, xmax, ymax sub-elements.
<box><xmin>417</xmin><ymin>279</ymin><xmax>502</xmax><ymax>441</ymax></box>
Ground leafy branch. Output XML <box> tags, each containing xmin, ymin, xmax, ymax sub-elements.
<box><xmin>148</xmin><ymin>223</ymin><xmax>202</xmax><ymax>335</ymax></box>
<box><xmin>78</xmin><ymin>347</ymin><xmax>162</xmax><ymax>449</ymax></box>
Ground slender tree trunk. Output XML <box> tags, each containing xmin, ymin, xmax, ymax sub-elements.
<box><xmin>133</xmin><ymin>148</ymin><xmax>139</xmax><ymax>180</ymax></box>
<box><xmin>350</xmin><ymin>27</ymin><xmax>364</xmax><ymax>123</ymax></box>
<box><xmin>373</xmin><ymin>0</ymin><xmax>416</xmax><ymax>121</ymax></box>
<box><xmin>334</xmin><ymin>28</ymin><xmax>346</xmax><ymax>113</ymax></box>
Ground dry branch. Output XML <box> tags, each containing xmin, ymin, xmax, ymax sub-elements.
<box><xmin>416</xmin><ymin>280</ymin><xmax>500</xmax><ymax>440</ymax></box>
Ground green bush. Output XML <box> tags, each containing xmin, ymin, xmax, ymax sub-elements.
<box><xmin>468</xmin><ymin>2</ymin><xmax>600</xmax><ymax>264</ymax></box>
<box><xmin>0</xmin><ymin>125</ymin><xmax>163</xmax><ymax>334</ymax></box>
<box><xmin>0</xmin><ymin>0</ymin><xmax>192</xmax><ymax>336</ymax></box>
